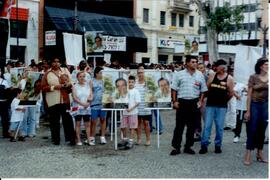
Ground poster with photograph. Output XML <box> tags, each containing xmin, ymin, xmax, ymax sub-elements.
<box><xmin>10</xmin><ymin>67</ymin><xmax>26</xmax><ymax>88</ymax></box>
<box><xmin>102</xmin><ymin>70</ymin><xmax>129</xmax><ymax>110</ymax></box>
<box><xmin>85</xmin><ymin>31</ymin><xmax>104</xmax><ymax>55</ymax></box>
<box><xmin>184</xmin><ymin>35</ymin><xmax>200</xmax><ymax>56</ymax></box>
<box><xmin>19</xmin><ymin>71</ymin><xmax>43</xmax><ymax>106</ymax></box>
<box><xmin>144</xmin><ymin>70</ymin><xmax>172</xmax><ymax>109</ymax></box>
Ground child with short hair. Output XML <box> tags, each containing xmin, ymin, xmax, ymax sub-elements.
<box><xmin>9</xmin><ymin>88</ymin><xmax>26</xmax><ymax>142</ymax></box>
<box><xmin>118</xmin><ymin>75</ymin><xmax>141</xmax><ymax>149</ymax></box>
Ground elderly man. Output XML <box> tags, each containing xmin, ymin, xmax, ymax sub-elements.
<box><xmin>170</xmin><ymin>55</ymin><xmax>208</xmax><ymax>155</ymax></box>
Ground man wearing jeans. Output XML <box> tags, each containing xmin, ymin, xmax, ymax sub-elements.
<box><xmin>170</xmin><ymin>55</ymin><xmax>207</xmax><ymax>155</ymax></box>
<box><xmin>199</xmin><ymin>59</ymin><xmax>234</xmax><ymax>154</ymax></box>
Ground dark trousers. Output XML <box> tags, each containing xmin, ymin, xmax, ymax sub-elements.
<box><xmin>0</xmin><ymin>101</ymin><xmax>10</xmax><ymax>137</ymax></box>
<box><xmin>48</xmin><ymin>104</ymin><xmax>75</xmax><ymax>144</ymax></box>
<box><xmin>246</xmin><ymin>101</ymin><xmax>268</xmax><ymax>150</ymax></box>
<box><xmin>171</xmin><ymin>98</ymin><xmax>200</xmax><ymax>150</ymax></box>
<box><xmin>233</xmin><ymin>110</ymin><xmax>247</xmax><ymax>137</ymax></box>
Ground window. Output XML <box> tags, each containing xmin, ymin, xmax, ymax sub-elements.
<box><xmin>160</xmin><ymin>11</ymin><xmax>166</xmax><ymax>25</ymax></box>
<box><xmin>142</xmin><ymin>57</ymin><xmax>150</xmax><ymax>64</ymax></box>
<box><xmin>10</xmin><ymin>20</ymin><xmax>28</xmax><ymax>38</ymax></box>
<box><xmin>158</xmin><ymin>55</ymin><xmax>168</xmax><ymax>64</ymax></box>
<box><xmin>189</xmin><ymin>16</ymin><xmax>194</xmax><ymax>27</ymax></box>
<box><xmin>171</xmin><ymin>13</ymin><xmax>176</xmax><ymax>26</ymax></box>
<box><xmin>179</xmin><ymin>14</ymin><xmax>184</xmax><ymax>27</ymax></box>
<box><xmin>143</xmin><ymin>8</ymin><xmax>149</xmax><ymax>23</ymax></box>
<box><xmin>173</xmin><ymin>56</ymin><xmax>182</xmax><ymax>64</ymax></box>
<box><xmin>10</xmin><ymin>45</ymin><xmax>26</xmax><ymax>63</ymax></box>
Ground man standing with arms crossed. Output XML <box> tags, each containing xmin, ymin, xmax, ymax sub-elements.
<box><xmin>170</xmin><ymin>55</ymin><xmax>208</xmax><ymax>155</ymax></box>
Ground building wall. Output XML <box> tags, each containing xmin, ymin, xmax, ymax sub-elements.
<box><xmin>199</xmin><ymin>0</ymin><xmax>267</xmax><ymax>45</ymax></box>
<box><xmin>135</xmin><ymin>0</ymin><xmax>199</xmax><ymax>64</ymax></box>
<box><xmin>6</xmin><ymin>0</ymin><xmax>40</xmax><ymax>65</ymax></box>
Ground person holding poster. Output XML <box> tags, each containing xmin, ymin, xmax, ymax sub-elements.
<box><xmin>90</xmin><ymin>67</ymin><xmax>107</xmax><ymax>145</ymax></box>
<box><xmin>41</xmin><ymin>58</ymin><xmax>76</xmax><ymax>146</ymax></box>
<box><xmin>170</xmin><ymin>55</ymin><xmax>207</xmax><ymax>155</ymax></box>
<box><xmin>135</xmin><ymin>66</ymin><xmax>151</xmax><ymax>146</ymax></box>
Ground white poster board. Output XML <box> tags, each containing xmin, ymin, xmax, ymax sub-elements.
<box><xmin>45</xmin><ymin>30</ymin><xmax>56</xmax><ymax>46</ymax></box>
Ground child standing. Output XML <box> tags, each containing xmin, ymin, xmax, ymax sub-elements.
<box><xmin>9</xmin><ymin>88</ymin><xmax>26</xmax><ymax>142</ymax></box>
<box><xmin>119</xmin><ymin>75</ymin><xmax>141</xmax><ymax>149</ymax></box>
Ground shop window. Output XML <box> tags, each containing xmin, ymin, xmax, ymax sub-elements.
<box><xmin>158</xmin><ymin>55</ymin><xmax>168</xmax><ymax>64</ymax></box>
<box><xmin>142</xmin><ymin>57</ymin><xmax>150</xmax><ymax>64</ymax></box>
<box><xmin>173</xmin><ymin>56</ymin><xmax>182</xmax><ymax>64</ymax></box>
<box><xmin>10</xmin><ymin>20</ymin><xmax>28</xmax><ymax>38</ymax></box>
<box><xmin>10</xmin><ymin>45</ymin><xmax>26</xmax><ymax>63</ymax></box>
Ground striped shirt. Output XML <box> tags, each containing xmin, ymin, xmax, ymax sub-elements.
<box><xmin>171</xmin><ymin>69</ymin><xmax>208</xmax><ymax>100</ymax></box>
<box><xmin>135</xmin><ymin>82</ymin><xmax>151</xmax><ymax>115</ymax></box>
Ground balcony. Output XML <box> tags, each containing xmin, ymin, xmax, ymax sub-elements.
<box><xmin>168</xmin><ymin>0</ymin><xmax>191</xmax><ymax>13</ymax></box>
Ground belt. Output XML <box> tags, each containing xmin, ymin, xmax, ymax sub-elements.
<box><xmin>178</xmin><ymin>98</ymin><xmax>199</xmax><ymax>102</ymax></box>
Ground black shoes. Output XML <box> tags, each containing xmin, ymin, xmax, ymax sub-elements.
<box><xmin>10</xmin><ymin>137</ymin><xmax>16</xmax><ymax>142</ymax></box>
<box><xmin>215</xmin><ymin>146</ymin><xmax>222</xmax><ymax>153</ymax></box>
<box><xmin>170</xmin><ymin>149</ymin><xmax>181</xmax><ymax>156</ymax></box>
<box><xmin>184</xmin><ymin>148</ymin><xmax>196</xmax><ymax>155</ymax></box>
<box><xmin>224</xmin><ymin>127</ymin><xmax>231</xmax><ymax>130</ymax></box>
<box><xmin>199</xmin><ymin>145</ymin><xmax>208</xmax><ymax>154</ymax></box>
<box><xmin>18</xmin><ymin>136</ymin><xmax>25</xmax><ymax>142</ymax></box>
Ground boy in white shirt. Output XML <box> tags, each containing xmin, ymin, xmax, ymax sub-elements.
<box><xmin>118</xmin><ymin>75</ymin><xmax>141</xmax><ymax>149</ymax></box>
<box><xmin>9</xmin><ymin>88</ymin><xmax>26</xmax><ymax>142</ymax></box>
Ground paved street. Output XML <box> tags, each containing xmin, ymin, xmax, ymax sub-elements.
<box><xmin>0</xmin><ymin>110</ymin><xmax>268</xmax><ymax>178</ymax></box>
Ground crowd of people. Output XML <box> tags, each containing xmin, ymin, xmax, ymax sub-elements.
<box><xmin>0</xmin><ymin>55</ymin><xmax>268</xmax><ymax>166</ymax></box>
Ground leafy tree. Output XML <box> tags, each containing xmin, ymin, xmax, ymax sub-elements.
<box><xmin>193</xmin><ymin>1</ymin><xmax>245</xmax><ymax>64</ymax></box>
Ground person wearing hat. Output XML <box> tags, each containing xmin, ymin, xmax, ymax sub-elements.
<box><xmin>199</xmin><ymin>59</ymin><xmax>234</xmax><ymax>154</ymax></box>
<box><xmin>243</xmin><ymin>58</ymin><xmax>268</xmax><ymax>165</ymax></box>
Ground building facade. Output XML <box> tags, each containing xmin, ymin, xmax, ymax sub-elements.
<box><xmin>199</xmin><ymin>0</ymin><xmax>268</xmax><ymax>47</ymax></box>
<box><xmin>6</xmin><ymin>0</ymin><xmax>39</xmax><ymax>65</ymax></box>
<box><xmin>135</xmin><ymin>0</ymin><xmax>199</xmax><ymax>64</ymax></box>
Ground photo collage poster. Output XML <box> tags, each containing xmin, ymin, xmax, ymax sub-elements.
<box><xmin>102</xmin><ymin>69</ymin><xmax>172</xmax><ymax>110</ymax></box>
<box><xmin>102</xmin><ymin>70</ymin><xmax>129</xmax><ymax>110</ymax></box>
<box><xmin>20</xmin><ymin>71</ymin><xmax>43</xmax><ymax>106</ymax></box>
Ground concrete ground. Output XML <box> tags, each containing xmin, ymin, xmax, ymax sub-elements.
<box><xmin>0</xmin><ymin>110</ymin><xmax>268</xmax><ymax>178</ymax></box>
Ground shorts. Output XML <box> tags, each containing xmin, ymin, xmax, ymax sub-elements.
<box><xmin>75</xmin><ymin>115</ymin><xmax>90</xmax><ymax>122</ymax></box>
<box><xmin>9</xmin><ymin>122</ymin><xmax>22</xmax><ymax>131</ymax></box>
<box><xmin>91</xmin><ymin>109</ymin><xmax>107</xmax><ymax>120</ymax></box>
<box><xmin>138</xmin><ymin>115</ymin><xmax>152</xmax><ymax>121</ymax></box>
<box><xmin>120</xmin><ymin>115</ymin><xmax>138</xmax><ymax>129</ymax></box>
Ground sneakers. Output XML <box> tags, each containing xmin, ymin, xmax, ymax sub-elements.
<box><xmin>215</xmin><ymin>146</ymin><xmax>222</xmax><ymax>153</ymax></box>
<box><xmin>184</xmin><ymin>148</ymin><xmax>196</xmax><ymax>155</ymax></box>
<box><xmin>233</xmin><ymin>136</ymin><xmax>239</xmax><ymax>143</ymax></box>
<box><xmin>118</xmin><ymin>140</ymin><xmax>128</xmax><ymax>148</ymax></box>
<box><xmin>100</xmin><ymin>136</ymin><xmax>107</xmax><ymax>145</ymax></box>
<box><xmin>76</xmin><ymin>142</ymin><xmax>83</xmax><ymax>146</ymax></box>
<box><xmin>199</xmin><ymin>145</ymin><xmax>208</xmax><ymax>154</ymax></box>
<box><xmin>89</xmin><ymin>137</ymin><xmax>96</xmax><ymax>146</ymax></box>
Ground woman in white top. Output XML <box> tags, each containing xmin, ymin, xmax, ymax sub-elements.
<box><xmin>72</xmin><ymin>71</ymin><xmax>93</xmax><ymax>145</ymax></box>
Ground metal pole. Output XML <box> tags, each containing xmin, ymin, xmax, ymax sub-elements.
<box><xmin>16</xmin><ymin>0</ymin><xmax>19</xmax><ymax>61</ymax></box>
<box><xmin>74</xmin><ymin>0</ymin><xmax>78</xmax><ymax>32</ymax></box>
<box><xmin>262</xmin><ymin>25</ymin><xmax>268</xmax><ymax>58</ymax></box>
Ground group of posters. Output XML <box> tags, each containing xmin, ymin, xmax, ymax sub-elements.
<box><xmin>102</xmin><ymin>69</ymin><xmax>172</xmax><ymax>110</ymax></box>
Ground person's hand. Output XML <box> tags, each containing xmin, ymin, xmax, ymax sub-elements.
<box><xmin>127</xmin><ymin>108</ymin><xmax>132</xmax><ymax>113</ymax></box>
<box><xmin>54</xmin><ymin>84</ymin><xmax>62</xmax><ymax>90</ymax></box>
<box><xmin>173</xmin><ymin>101</ymin><xmax>179</xmax><ymax>109</ymax></box>
<box><xmin>197</xmin><ymin>101</ymin><xmax>202</xmax><ymax>108</ymax></box>
<box><xmin>244</xmin><ymin>111</ymin><xmax>250</xmax><ymax>121</ymax></box>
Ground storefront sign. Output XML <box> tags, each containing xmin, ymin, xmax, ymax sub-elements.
<box><xmin>45</xmin><ymin>30</ymin><xmax>56</xmax><ymax>46</ymax></box>
<box><xmin>158</xmin><ymin>38</ymin><xmax>183</xmax><ymax>49</ymax></box>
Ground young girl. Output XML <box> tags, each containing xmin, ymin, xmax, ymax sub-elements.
<box><xmin>9</xmin><ymin>88</ymin><xmax>26</xmax><ymax>142</ymax></box>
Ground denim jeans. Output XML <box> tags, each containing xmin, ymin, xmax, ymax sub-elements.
<box><xmin>246</xmin><ymin>101</ymin><xmax>268</xmax><ymax>150</ymax></box>
<box><xmin>201</xmin><ymin>106</ymin><xmax>227</xmax><ymax>147</ymax></box>
<box><xmin>22</xmin><ymin>107</ymin><xmax>36</xmax><ymax>137</ymax></box>
<box><xmin>153</xmin><ymin>110</ymin><xmax>164</xmax><ymax>133</ymax></box>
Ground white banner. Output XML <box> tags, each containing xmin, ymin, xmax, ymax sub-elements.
<box><xmin>63</xmin><ymin>33</ymin><xmax>84</xmax><ymax>66</ymax></box>
<box><xmin>103</xmin><ymin>36</ymin><xmax>126</xmax><ymax>51</ymax></box>
<box><xmin>45</xmin><ymin>31</ymin><xmax>56</xmax><ymax>46</ymax></box>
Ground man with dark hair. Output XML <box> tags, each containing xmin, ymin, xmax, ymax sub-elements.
<box><xmin>199</xmin><ymin>59</ymin><xmax>234</xmax><ymax>154</ymax></box>
<box><xmin>170</xmin><ymin>55</ymin><xmax>207</xmax><ymax>155</ymax></box>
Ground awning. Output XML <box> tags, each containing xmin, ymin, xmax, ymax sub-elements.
<box><xmin>45</xmin><ymin>6</ymin><xmax>147</xmax><ymax>52</ymax></box>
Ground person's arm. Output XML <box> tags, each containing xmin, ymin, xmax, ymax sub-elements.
<box><xmin>227</xmin><ymin>75</ymin><xmax>235</xmax><ymax>101</ymax></box>
<box><xmin>206</xmin><ymin>73</ymin><xmax>215</xmax><ymax>88</ymax></box>
<box><xmin>87</xmin><ymin>80</ymin><xmax>93</xmax><ymax>102</ymax></box>
<box><xmin>127</xmin><ymin>102</ymin><xmax>139</xmax><ymax>113</ymax></box>
<box><xmin>172</xmin><ymin>89</ymin><xmax>179</xmax><ymax>109</ymax></box>
<box><xmin>72</xmin><ymin>86</ymin><xmax>89</xmax><ymax>107</ymax></box>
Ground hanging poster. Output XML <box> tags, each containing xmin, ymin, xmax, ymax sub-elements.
<box><xmin>144</xmin><ymin>70</ymin><xmax>172</xmax><ymax>109</ymax></box>
<box><xmin>102</xmin><ymin>70</ymin><xmax>129</xmax><ymax>110</ymax></box>
<box><xmin>102</xmin><ymin>36</ymin><xmax>126</xmax><ymax>51</ymax></box>
<box><xmin>184</xmin><ymin>35</ymin><xmax>200</xmax><ymax>56</ymax></box>
<box><xmin>85</xmin><ymin>31</ymin><xmax>104</xmax><ymax>55</ymax></box>
<box><xmin>10</xmin><ymin>67</ymin><xmax>26</xmax><ymax>88</ymax></box>
<box><xmin>19</xmin><ymin>71</ymin><xmax>43</xmax><ymax>106</ymax></box>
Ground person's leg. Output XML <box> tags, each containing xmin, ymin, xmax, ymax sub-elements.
<box><xmin>137</xmin><ymin>117</ymin><xmax>142</xmax><ymax>144</ymax></box>
<box><xmin>0</xmin><ymin>101</ymin><xmax>10</xmax><ymax>137</ymax></box>
<box><xmin>83</xmin><ymin>115</ymin><xmax>91</xmax><ymax>140</ymax></box>
<box><xmin>61</xmin><ymin>104</ymin><xmax>76</xmax><ymax>144</ymax></box>
<box><xmin>48</xmin><ymin>105</ymin><xmax>60</xmax><ymax>144</ymax></box>
<box><xmin>200</xmin><ymin>106</ymin><xmax>215</xmax><ymax>147</ymax></box>
<box><xmin>100</xmin><ymin>110</ymin><xmax>107</xmax><ymax>144</ymax></box>
<box><xmin>28</xmin><ymin>107</ymin><xmax>36</xmax><ymax>137</ymax></box>
<box><xmin>75</xmin><ymin>116</ymin><xmax>82</xmax><ymax>143</ymax></box>
<box><xmin>171</xmin><ymin>104</ymin><xmax>186</xmax><ymax>151</ymax></box>
<box><xmin>143</xmin><ymin>118</ymin><xmax>151</xmax><ymax>145</ymax></box>
<box><xmin>214</xmin><ymin>107</ymin><xmax>227</xmax><ymax>148</ymax></box>
<box><xmin>154</xmin><ymin>110</ymin><xmax>164</xmax><ymax>133</ymax></box>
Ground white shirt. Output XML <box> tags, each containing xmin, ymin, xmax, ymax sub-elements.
<box><xmin>123</xmin><ymin>88</ymin><xmax>141</xmax><ymax>115</ymax></box>
<box><xmin>3</xmin><ymin>73</ymin><xmax>11</xmax><ymax>87</ymax></box>
<box><xmin>10</xmin><ymin>98</ymin><xmax>25</xmax><ymax>122</ymax></box>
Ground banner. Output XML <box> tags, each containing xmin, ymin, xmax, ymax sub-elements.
<box><xmin>63</xmin><ymin>33</ymin><xmax>84</xmax><ymax>66</ymax></box>
<box><xmin>45</xmin><ymin>30</ymin><xmax>56</xmax><ymax>46</ymax></box>
<box><xmin>10</xmin><ymin>67</ymin><xmax>25</xmax><ymax>87</ymax></box>
<box><xmin>103</xmin><ymin>35</ymin><xmax>126</xmax><ymax>51</ymax></box>
<box><xmin>102</xmin><ymin>70</ymin><xmax>129</xmax><ymax>110</ymax></box>
<box><xmin>144</xmin><ymin>70</ymin><xmax>172</xmax><ymax>109</ymax></box>
<box><xmin>19</xmin><ymin>71</ymin><xmax>43</xmax><ymax>106</ymax></box>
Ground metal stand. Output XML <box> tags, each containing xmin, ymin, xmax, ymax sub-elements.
<box><xmin>157</xmin><ymin>109</ymin><xmax>160</xmax><ymax>149</ymax></box>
